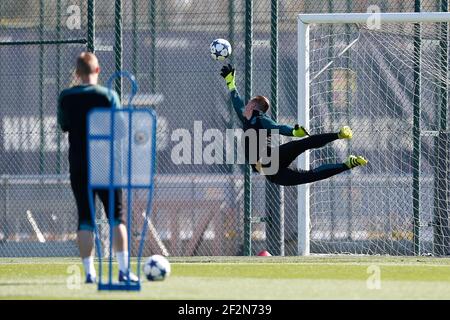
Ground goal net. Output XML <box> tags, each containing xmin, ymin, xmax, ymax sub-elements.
<box><xmin>298</xmin><ymin>13</ymin><xmax>450</xmax><ymax>256</ymax></box>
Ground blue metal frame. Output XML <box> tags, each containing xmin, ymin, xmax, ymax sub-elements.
<box><xmin>87</xmin><ymin>71</ymin><xmax>157</xmax><ymax>291</ymax></box>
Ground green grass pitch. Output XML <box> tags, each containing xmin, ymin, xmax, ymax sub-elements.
<box><xmin>1</xmin><ymin>256</ymin><xmax>450</xmax><ymax>299</ymax></box>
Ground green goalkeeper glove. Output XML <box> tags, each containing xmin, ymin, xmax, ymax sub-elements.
<box><xmin>220</xmin><ymin>64</ymin><xmax>236</xmax><ymax>91</ymax></box>
<box><xmin>292</xmin><ymin>124</ymin><xmax>310</xmax><ymax>137</ymax></box>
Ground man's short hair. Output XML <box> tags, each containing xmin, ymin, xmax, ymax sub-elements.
<box><xmin>76</xmin><ymin>52</ymin><xmax>99</xmax><ymax>76</ymax></box>
<box><xmin>253</xmin><ymin>96</ymin><xmax>270</xmax><ymax>113</ymax></box>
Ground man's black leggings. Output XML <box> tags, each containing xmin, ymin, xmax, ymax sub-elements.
<box><xmin>265</xmin><ymin>133</ymin><xmax>349</xmax><ymax>186</ymax></box>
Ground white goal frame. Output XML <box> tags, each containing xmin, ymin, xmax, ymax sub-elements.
<box><xmin>297</xmin><ymin>12</ymin><xmax>450</xmax><ymax>256</ymax></box>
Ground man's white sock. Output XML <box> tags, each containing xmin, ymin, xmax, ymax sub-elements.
<box><xmin>116</xmin><ymin>251</ymin><xmax>129</xmax><ymax>273</ymax></box>
<box><xmin>82</xmin><ymin>256</ymin><xmax>96</xmax><ymax>277</ymax></box>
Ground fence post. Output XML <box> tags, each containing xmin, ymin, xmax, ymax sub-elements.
<box><xmin>56</xmin><ymin>0</ymin><xmax>62</xmax><ymax>174</ymax></box>
<box><xmin>243</xmin><ymin>0</ymin><xmax>253</xmax><ymax>256</ymax></box>
<box><xmin>132</xmin><ymin>0</ymin><xmax>138</xmax><ymax>77</ymax></box>
<box><xmin>433</xmin><ymin>0</ymin><xmax>449</xmax><ymax>255</ymax></box>
<box><xmin>39</xmin><ymin>0</ymin><xmax>44</xmax><ymax>174</ymax></box>
<box><xmin>266</xmin><ymin>0</ymin><xmax>284</xmax><ymax>256</ymax></box>
<box><xmin>412</xmin><ymin>0</ymin><xmax>421</xmax><ymax>256</ymax></box>
<box><xmin>115</xmin><ymin>0</ymin><xmax>123</xmax><ymax>97</ymax></box>
<box><xmin>345</xmin><ymin>0</ymin><xmax>353</xmax><ymax>243</ymax></box>
<box><xmin>87</xmin><ymin>0</ymin><xmax>95</xmax><ymax>53</ymax></box>
<box><xmin>326</xmin><ymin>0</ymin><xmax>337</xmax><ymax>242</ymax></box>
<box><xmin>149</xmin><ymin>0</ymin><xmax>156</xmax><ymax>94</ymax></box>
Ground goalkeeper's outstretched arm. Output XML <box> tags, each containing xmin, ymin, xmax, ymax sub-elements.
<box><xmin>220</xmin><ymin>64</ymin><xmax>309</xmax><ymax>137</ymax></box>
<box><xmin>230</xmin><ymin>90</ymin><xmax>247</xmax><ymax>123</ymax></box>
<box><xmin>220</xmin><ymin>64</ymin><xmax>247</xmax><ymax>123</ymax></box>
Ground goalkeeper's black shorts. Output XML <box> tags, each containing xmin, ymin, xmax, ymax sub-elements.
<box><xmin>70</xmin><ymin>171</ymin><xmax>125</xmax><ymax>231</ymax></box>
<box><xmin>256</xmin><ymin>133</ymin><xmax>349</xmax><ymax>186</ymax></box>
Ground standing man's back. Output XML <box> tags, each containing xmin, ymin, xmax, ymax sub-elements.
<box><xmin>58</xmin><ymin>84</ymin><xmax>120</xmax><ymax>172</ymax></box>
<box><xmin>57</xmin><ymin>52</ymin><xmax>137</xmax><ymax>284</ymax></box>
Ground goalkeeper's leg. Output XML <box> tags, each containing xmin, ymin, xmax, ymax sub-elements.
<box><xmin>277</xmin><ymin>126</ymin><xmax>352</xmax><ymax>169</ymax></box>
<box><xmin>267</xmin><ymin>155</ymin><xmax>367</xmax><ymax>186</ymax></box>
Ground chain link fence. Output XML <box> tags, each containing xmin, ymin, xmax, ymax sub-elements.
<box><xmin>0</xmin><ymin>0</ymin><xmax>448</xmax><ymax>257</ymax></box>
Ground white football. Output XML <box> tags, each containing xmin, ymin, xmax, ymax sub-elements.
<box><xmin>143</xmin><ymin>255</ymin><xmax>171</xmax><ymax>281</ymax></box>
<box><xmin>210</xmin><ymin>38</ymin><xmax>232</xmax><ymax>61</ymax></box>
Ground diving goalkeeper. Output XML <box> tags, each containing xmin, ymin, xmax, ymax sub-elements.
<box><xmin>220</xmin><ymin>64</ymin><xmax>367</xmax><ymax>186</ymax></box>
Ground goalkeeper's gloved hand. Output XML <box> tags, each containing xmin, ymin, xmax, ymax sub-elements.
<box><xmin>220</xmin><ymin>64</ymin><xmax>236</xmax><ymax>91</ymax></box>
<box><xmin>292</xmin><ymin>124</ymin><xmax>310</xmax><ymax>137</ymax></box>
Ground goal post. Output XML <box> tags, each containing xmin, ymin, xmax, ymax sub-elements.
<box><xmin>297</xmin><ymin>19</ymin><xmax>310</xmax><ymax>256</ymax></box>
<box><xmin>297</xmin><ymin>12</ymin><xmax>450</xmax><ymax>256</ymax></box>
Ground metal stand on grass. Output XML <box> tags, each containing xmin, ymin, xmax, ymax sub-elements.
<box><xmin>87</xmin><ymin>71</ymin><xmax>157</xmax><ymax>291</ymax></box>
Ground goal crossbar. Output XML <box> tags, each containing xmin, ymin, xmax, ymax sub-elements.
<box><xmin>298</xmin><ymin>12</ymin><xmax>450</xmax><ymax>25</ymax></box>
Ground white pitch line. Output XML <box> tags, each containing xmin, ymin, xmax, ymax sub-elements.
<box><xmin>142</xmin><ymin>211</ymin><xmax>169</xmax><ymax>257</ymax></box>
<box><xmin>26</xmin><ymin>210</ymin><xmax>46</xmax><ymax>243</ymax></box>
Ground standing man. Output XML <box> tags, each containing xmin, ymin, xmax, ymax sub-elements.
<box><xmin>57</xmin><ymin>52</ymin><xmax>137</xmax><ymax>284</ymax></box>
